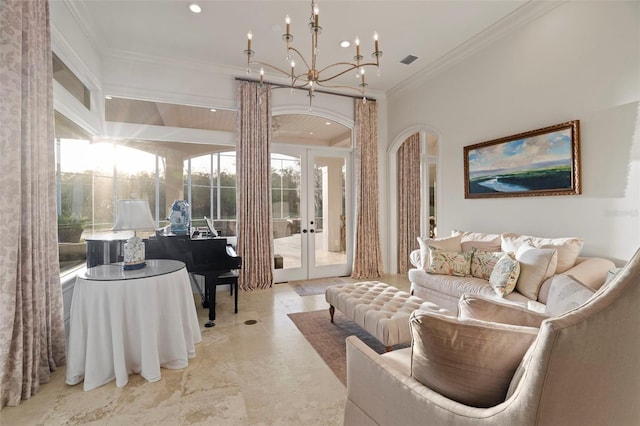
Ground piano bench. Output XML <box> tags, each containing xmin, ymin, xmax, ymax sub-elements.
<box><xmin>204</xmin><ymin>271</ymin><xmax>240</xmax><ymax>328</ymax></box>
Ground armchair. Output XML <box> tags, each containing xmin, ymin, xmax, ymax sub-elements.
<box><xmin>344</xmin><ymin>248</ymin><xmax>640</xmax><ymax>425</ymax></box>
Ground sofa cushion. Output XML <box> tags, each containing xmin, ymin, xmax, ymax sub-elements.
<box><xmin>514</xmin><ymin>244</ymin><xmax>558</xmax><ymax>300</ymax></box>
<box><xmin>545</xmin><ymin>274</ymin><xmax>595</xmax><ymax>316</ymax></box>
<box><xmin>501</xmin><ymin>233</ymin><xmax>583</xmax><ymax>274</ymax></box>
<box><xmin>489</xmin><ymin>253</ymin><xmax>520</xmax><ymax>297</ymax></box>
<box><xmin>561</xmin><ymin>257</ymin><xmax>616</xmax><ymax>292</ymax></box>
<box><xmin>417</xmin><ymin>235</ymin><xmax>462</xmax><ymax>270</ymax></box>
<box><xmin>409</xmin><ymin>310</ymin><xmax>538</xmax><ymax>408</ymax></box>
<box><xmin>470</xmin><ymin>250</ymin><xmax>504</xmax><ymax>280</ymax></box>
<box><xmin>426</xmin><ymin>246</ymin><xmax>473</xmax><ymax>277</ymax></box>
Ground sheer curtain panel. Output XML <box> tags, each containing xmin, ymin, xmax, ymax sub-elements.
<box><xmin>0</xmin><ymin>0</ymin><xmax>66</xmax><ymax>408</ymax></box>
<box><xmin>236</xmin><ymin>81</ymin><xmax>274</xmax><ymax>290</ymax></box>
<box><xmin>352</xmin><ymin>100</ymin><xmax>384</xmax><ymax>279</ymax></box>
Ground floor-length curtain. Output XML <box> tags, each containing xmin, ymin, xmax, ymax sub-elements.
<box><xmin>0</xmin><ymin>0</ymin><xmax>66</xmax><ymax>408</ymax></box>
<box><xmin>236</xmin><ymin>81</ymin><xmax>274</xmax><ymax>290</ymax></box>
<box><xmin>351</xmin><ymin>100</ymin><xmax>384</xmax><ymax>279</ymax></box>
<box><xmin>397</xmin><ymin>133</ymin><xmax>421</xmax><ymax>273</ymax></box>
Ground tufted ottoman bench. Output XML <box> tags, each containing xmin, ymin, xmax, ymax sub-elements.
<box><xmin>325</xmin><ymin>281</ymin><xmax>451</xmax><ymax>351</ymax></box>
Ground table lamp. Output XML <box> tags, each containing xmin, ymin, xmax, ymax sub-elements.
<box><xmin>112</xmin><ymin>199</ymin><xmax>156</xmax><ymax>270</ymax></box>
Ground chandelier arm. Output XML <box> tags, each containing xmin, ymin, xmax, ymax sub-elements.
<box><xmin>316</xmin><ymin>61</ymin><xmax>380</xmax><ymax>78</ymax></box>
<box><xmin>249</xmin><ymin>61</ymin><xmax>292</xmax><ymax>78</ymax></box>
<box><xmin>287</xmin><ymin>47</ymin><xmax>312</xmax><ymax>73</ymax></box>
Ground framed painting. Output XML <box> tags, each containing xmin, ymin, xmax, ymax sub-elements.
<box><xmin>464</xmin><ymin>120</ymin><xmax>581</xmax><ymax>199</ymax></box>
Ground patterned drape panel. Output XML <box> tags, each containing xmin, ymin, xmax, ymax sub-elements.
<box><xmin>352</xmin><ymin>100</ymin><xmax>384</xmax><ymax>279</ymax></box>
<box><xmin>397</xmin><ymin>133</ymin><xmax>421</xmax><ymax>274</ymax></box>
<box><xmin>236</xmin><ymin>81</ymin><xmax>274</xmax><ymax>290</ymax></box>
<box><xmin>0</xmin><ymin>0</ymin><xmax>66</xmax><ymax>408</ymax></box>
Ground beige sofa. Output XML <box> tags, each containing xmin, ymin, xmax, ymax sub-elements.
<box><xmin>344</xmin><ymin>246</ymin><xmax>640</xmax><ymax>426</ymax></box>
<box><xmin>408</xmin><ymin>231</ymin><xmax>615</xmax><ymax>314</ymax></box>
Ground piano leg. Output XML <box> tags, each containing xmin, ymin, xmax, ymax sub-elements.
<box><xmin>204</xmin><ymin>273</ymin><xmax>217</xmax><ymax>328</ymax></box>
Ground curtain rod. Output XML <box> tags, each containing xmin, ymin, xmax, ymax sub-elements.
<box><xmin>234</xmin><ymin>77</ymin><xmax>376</xmax><ymax>102</ymax></box>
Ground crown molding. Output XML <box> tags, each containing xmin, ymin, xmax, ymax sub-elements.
<box><xmin>388</xmin><ymin>1</ymin><xmax>565</xmax><ymax>100</ymax></box>
<box><xmin>60</xmin><ymin>0</ymin><xmax>104</xmax><ymax>58</ymax></box>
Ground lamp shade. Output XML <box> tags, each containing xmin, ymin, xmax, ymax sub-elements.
<box><xmin>112</xmin><ymin>199</ymin><xmax>156</xmax><ymax>231</ymax></box>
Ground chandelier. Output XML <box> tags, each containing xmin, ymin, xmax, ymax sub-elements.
<box><xmin>243</xmin><ymin>0</ymin><xmax>382</xmax><ymax>106</ymax></box>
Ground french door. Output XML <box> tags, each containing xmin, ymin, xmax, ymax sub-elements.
<box><xmin>272</xmin><ymin>147</ymin><xmax>352</xmax><ymax>283</ymax></box>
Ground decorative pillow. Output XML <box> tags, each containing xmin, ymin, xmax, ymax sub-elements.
<box><xmin>453</xmin><ymin>230</ymin><xmax>502</xmax><ymax>252</ymax></box>
<box><xmin>409</xmin><ymin>310</ymin><xmax>538</xmax><ymax>408</ymax></box>
<box><xmin>544</xmin><ymin>274</ymin><xmax>595</xmax><ymax>316</ymax></box>
<box><xmin>500</xmin><ymin>233</ymin><xmax>532</xmax><ymax>254</ymax></box>
<box><xmin>426</xmin><ymin>246</ymin><xmax>473</xmax><ymax>277</ymax></box>
<box><xmin>458</xmin><ymin>294</ymin><xmax>548</xmax><ymax>328</ymax></box>
<box><xmin>501</xmin><ymin>232</ymin><xmax>583</xmax><ymax>274</ymax></box>
<box><xmin>539</xmin><ymin>239</ymin><xmax>583</xmax><ymax>273</ymax></box>
<box><xmin>470</xmin><ymin>250</ymin><xmax>504</xmax><ymax>280</ymax></box>
<box><xmin>489</xmin><ymin>253</ymin><xmax>520</xmax><ymax>297</ymax></box>
<box><xmin>514</xmin><ymin>244</ymin><xmax>558</xmax><ymax>300</ymax></box>
<box><xmin>417</xmin><ymin>235</ymin><xmax>462</xmax><ymax>270</ymax></box>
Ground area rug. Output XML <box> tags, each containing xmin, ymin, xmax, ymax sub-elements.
<box><xmin>288</xmin><ymin>309</ymin><xmax>407</xmax><ymax>385</ymax></box>
<box><xmin>288</xmin><ymin>276</ymin><xmax>354</xmax><ymax>296</ymax></box>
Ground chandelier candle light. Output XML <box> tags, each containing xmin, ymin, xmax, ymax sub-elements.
<box><xmin>244</xmin><ymin>0</ymin><xmax>382</xmax><ymax>106</ymax></box>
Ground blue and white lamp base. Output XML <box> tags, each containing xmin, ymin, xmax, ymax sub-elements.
<box><xmin>123</xmin><ymin>235</ymin><xmax>147</xmax><ymax>270</ymax></box>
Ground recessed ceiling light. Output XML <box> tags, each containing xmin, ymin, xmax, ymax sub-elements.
<box><xmin>210</xmin><ymin>108</ymin><xmax>217</xmax><ymax>112</ymax></box>
<box><xmin>340</xmin><ymin>40</ymin><xmax>350</xmax><ymax>48</ymax></box>
<box><xmin>325</xmin><ymin>121</ymin><xmax>331</xmax><ymax>125</ymax></box>
<box><xmin>309</xmin><ymin>131</ymin><xmax>314</xmax><ymax>135</ymax></box>
<box><xmin>188</xmin><ymin>2</ymin><xmax>202</xmax><ymax>13</ymax></box>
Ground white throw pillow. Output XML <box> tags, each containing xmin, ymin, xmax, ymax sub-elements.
<box><xmin>501</xmin><ymin>232</ymin><xmax>583</xmax><ymax>274</ymax></box>
<box><xmin>453</xmin><ymin>230</ymin><xmax>502</xmax><ymax>252</ymax></box>
<box><xmin>489</xmin><ymin>253</ymin><xmax>520</xmax><ymax>297</ymax></box>
<box><xmin>515</xmin><ymin>244</ymin><xmax>558</xmax><ymax>300</ymax></box>
<box><xmin>500</xmin><ymin>233</ymin><xmax>531</xmax><ymax>254</ymax></box>
<box><xmin>545</xmin><ymin>274</ymin><xmax>595</xmax><ymax>316</ymax></box>
<box><xmin>409</xmin><ymin>310</ymin><xmax>538</xmax><ymax>408</ymax></box>
<box><xmin>417</xmin><ymin>235</ymin><xmax>462</xmax><ymax>271</ymax></box>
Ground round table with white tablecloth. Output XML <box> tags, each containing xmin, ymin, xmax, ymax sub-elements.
<box><xmin>65</xmin><ymin>259</ymin><xmax>202</xmax><ymax>391</ymax></box>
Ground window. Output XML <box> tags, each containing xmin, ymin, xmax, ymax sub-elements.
<box><xmin>183</xmin><ymin>152</ymin><xmax>237</xmax><ymax>236</ymax></box>
<box><xmin>53</xmin><ymin>53</ymin><xmax>91</xmax><ymax>109</ymax></box>
<box><xmin>271</xmin><ymin>154</ymin><xmax>301</xmax><ymax>220</ymax></box>
<box><xmin>55</xmin><ymin>114</ymin><xmax>167</xmax><ymax>273</ymax></box>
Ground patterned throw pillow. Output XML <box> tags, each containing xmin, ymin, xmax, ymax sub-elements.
<box><xmin>489</xmin><ymin>253</ymin><xmax>520</xmax><ymax>297</ymax></box>
<box><xmin>417</xmin><ymin>235</ymin><xmax>462</xmax><ymax>270</ymax></box>
<box><xmin>426</xmin><ymin>246</ymin><xmax>473</xmax><ymax>277</ymax></box>
<box><xmin>470</xmin><ymin>250</ymin><xmax>504</xmax><ymax>280</ymax></box>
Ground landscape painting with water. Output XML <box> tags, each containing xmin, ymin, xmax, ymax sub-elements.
<box><xmin>464</xmin><ymin>120</ymin><xmax>580</xmax><ymax>199</ymax></box>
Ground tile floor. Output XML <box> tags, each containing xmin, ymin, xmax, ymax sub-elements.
<box><xmin>2</xmin><ymin>274</ymin><xmax>410</xmax><ymax>426</ymax></box>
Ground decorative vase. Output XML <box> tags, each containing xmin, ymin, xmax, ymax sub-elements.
<box><xmin>169</xmin><ymin>200</ymin><xmax>191</xmax><ymax>235</ymax></box>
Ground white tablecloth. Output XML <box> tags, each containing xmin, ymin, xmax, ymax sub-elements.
<box><xmin>66</xmin><ymin>262</ymin><xmax>202</xmax><ymax>391</ymax></box>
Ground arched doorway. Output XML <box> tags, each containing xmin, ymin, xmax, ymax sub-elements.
<box><xmin>388</xmin><ymin>127</ymin><xmax>439</xmax><ymax>274</ymax></box>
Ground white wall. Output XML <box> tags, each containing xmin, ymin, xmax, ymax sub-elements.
<box><xmin>388</xmin><ymin>1</ymin><xmax>640</xmax><ymax>263</ymax></box>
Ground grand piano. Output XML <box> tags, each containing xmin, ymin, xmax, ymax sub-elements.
<box><xmin>145</xmin><ymin>234</ymin><xmax>242</xmax><ymax>327</ymax></box>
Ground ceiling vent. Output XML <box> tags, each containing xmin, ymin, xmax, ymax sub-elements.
<box><xmin>400</xmin><ymin>55</ymin><xmax>419</xmax><ymax>65</ymax></box>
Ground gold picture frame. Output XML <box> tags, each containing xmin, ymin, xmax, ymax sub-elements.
<box><xmin>464</xmin><ymin>120</ymin><xmax>581</xmax><ymax>199</ymax></box>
